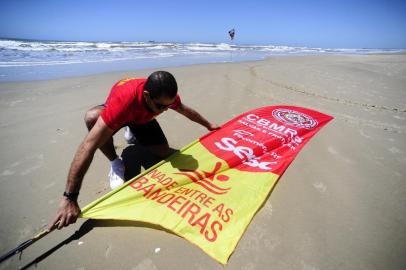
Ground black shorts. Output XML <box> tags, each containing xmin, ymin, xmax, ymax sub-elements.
<box><xmin>99</xmin><ymin>104</ymin><xmax>168</xmax><ymax>146</ymax></box>
<box><xmin>127</xmin><ymin>119</ymin><xmax>168</xmax><ymax>146</ymax></box>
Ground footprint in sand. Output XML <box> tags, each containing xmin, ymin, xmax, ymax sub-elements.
<box><xmin>1</xmin><ymin>156</ymin><xmax>44</xmax><ymax>180</ymax></box>
<box><xmin>10</xmin><ymin>161</ymin><xmax>22</xmax><ymax>167</ymax></box>
<box><xmin>56</xmin><ymin>128</ymin><xmax>69</xmax><ymax>136</ymax></box>
<box><xmin>327</xmin><ymin>146</ymin><xmax>352</xmax><ymax>163</ymax></box>
<box><xmin>263</xmin><ymin>237</ymin><xmax>281</xmax><ymax>251</ymax></box>
<box><xmin>359</xmin><ymin>129</ymin><xmax>372</xmax><ymax>139</ymax></box>
<box><xmin>0</xmin><ymin>161</ymin><xmax>22</xmax><ymax>178</ymax></box>
<box><xmin>9</xmin><ymin>100</ymin><xmax>24</xmax><ymax>107</ymax></box>
<box><xmin>301</xmin><ymin>260</ymin><xmax>319</xmax><ymax>270</ymax></box>
<box><xmin>388</xmin><ymin>147</ymin><xmax>402</xmax><ymax>154</ymax></box>
<box><xmin>393</xmin><ymin>115</ymin><xmax>405</xmax><ymax>120</ymax></box>
<box><xmin>20</xmin><ymin>154</ymin><xmax>44</xmax><ymax>175</ymax></box>
<box><xmin>105</xmin><ymin>244</ymin><xmax>112</xmax><ymax>257</ymax></box>
<box><xmin>242</xmin><ymin>262</ymin><xmax>256</xmax><ymax>270</ymax></box>
<box><xmin>313</xmin><ymin>181</ymin><xmax>327</xmax><ymax>193</ymax></box>
<box><xmin>1</xmin><ymin>169</ymin><xmax>15</xmax><ymax>176</ymax></box>
<box><xmin>44</xmin><ymin>181</ymin><xmax>56</xmax><ymax>190</ymax></box>
<box><xmin>132</xmin><ymin>258</ymin><xmax>158</xmax><ymax>270</ymax></box>
<box><xmin>263</xmin><ymin>202</ymin><xmax>273</xmax><ymax>216</ymax></box>
<box><xmin>327</xmin><ymin>146</ymin><xmax>338</xmax><ymax>155</ymax></box>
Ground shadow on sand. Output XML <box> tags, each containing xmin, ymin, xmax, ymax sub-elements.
<box><xmin>20</xmin><ymin>142</ymin><xmax>199</xmax><ymax>269</ymax></box>
<box><xmin>19</xmin><ymin>219</ymin><xmax>176</xmax><ymax>270</ymax></box>
<box><xmin>121</xmin><ymin>141</ymin><xmax>198</xmax><ymax>180</ymax></box>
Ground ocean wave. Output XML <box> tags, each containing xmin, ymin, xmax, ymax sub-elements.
<box><xmin>0</xmin><ymin>56</ymin><xmax>167</xmax><ymax>67</ymax></box>
<box><xmin>1</xmin><ymin>38</ymin><xmax>404</xmax><ymax>68</ymax></box>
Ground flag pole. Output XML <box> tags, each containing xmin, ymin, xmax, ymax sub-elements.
<box><xmin>0</xmin><ymin>224</ymin><xmax>57</xmax><ymax>263</ymax></box>
<box><xmin>230</xmin><ymin>39</ymin><xmax>233</xmax><ymax>62</ymax></box>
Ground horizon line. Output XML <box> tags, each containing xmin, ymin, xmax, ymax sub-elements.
<box><xmin>1</xmin><ymin>36</ymin><xmax>405</xmax><ymax>51</ymax></box>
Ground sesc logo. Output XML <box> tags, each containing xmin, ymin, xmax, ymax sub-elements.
<box><xmin>272</xmin><ymin>109</ymin><xmax>317</xmax><ymax>129</ymax></box>
<box><xmin>214</xmin><ymin>137</ymin><xmax>276</xmax><ymax>170</ymax></box>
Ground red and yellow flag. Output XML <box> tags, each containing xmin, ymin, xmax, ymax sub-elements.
<box><xmin>81</xmin><ymin>105</ymin><xmax>333</xmax><ymax>264</ymax></box>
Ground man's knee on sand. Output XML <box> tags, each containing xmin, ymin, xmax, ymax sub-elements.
<box><xmin>84</xmin><ymin>106</ymin><xmax>103</xmax><ymax>130</ymax></box>
<box><xmin>84</xmin><ymin>106</ymin><xmax>175</xmax><ymax>159</ymax></box>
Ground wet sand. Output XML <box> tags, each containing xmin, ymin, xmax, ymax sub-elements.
<box><xmin>0</xmin><ymin>54</ymin><xmax>405</xmax><ymax>269</ymax></box>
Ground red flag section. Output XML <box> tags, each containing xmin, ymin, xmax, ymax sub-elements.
<box><xmin>201</xmin><ymin>105</ymin><xmax>333</xmax><ymax>174</ymax></box>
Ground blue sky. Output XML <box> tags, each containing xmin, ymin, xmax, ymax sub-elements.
<box><xmin>0</xmin><ymin>0</ymin><xmax>405</xmax><ymax>48</ymax></box>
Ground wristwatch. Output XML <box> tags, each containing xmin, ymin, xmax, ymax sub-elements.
<box><xmin>63</xmin><ymin>191</ymin><xmax>79</xmax><ymax>201</ymax></box>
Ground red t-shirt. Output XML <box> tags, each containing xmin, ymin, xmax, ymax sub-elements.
<box><xmin>101</xmin><ymin>78</ymin><xmax>181</xmax><ymax>131</ymax></box>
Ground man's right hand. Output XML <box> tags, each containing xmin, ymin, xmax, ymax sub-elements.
<box><xmin>48</xmin><ymin>198</ymin><xmax>81</xmax><ymax>230</ymax></box>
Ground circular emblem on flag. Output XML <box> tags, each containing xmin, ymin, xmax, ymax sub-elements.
<box><xmin>272</xmin><ymin>109</ymin><xmax>318</xmax><ymax>129</ymax></box>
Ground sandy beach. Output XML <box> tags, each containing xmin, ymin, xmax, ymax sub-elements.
<box><xmin>0</xmin><ymin>54</ymin><xmax>405</xmax><ymax>269</ymax></box>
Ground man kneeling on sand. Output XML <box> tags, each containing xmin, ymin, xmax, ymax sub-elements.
<box><xmin>48</xmin><ymin>71</ymin><xmax>219</xmax><ymax>230</ymax></box>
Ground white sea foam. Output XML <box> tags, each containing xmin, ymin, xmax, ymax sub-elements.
<box><xmin>1</xmin><ymin>38</ymin><xmax>402</xmax><ymax>65</ymax></box>
<box><xmin>0</xmin><ymin>55</ymin><xmax>154</xmax><ymax>67</ymax></box>
<box><xmin>1</xmin><ymin>38</ymin><xmax>404</xmax><ymax>81</ymax></box>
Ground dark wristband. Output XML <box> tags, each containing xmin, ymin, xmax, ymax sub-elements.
<box><xmin>63</xmin><ymin>191</ymin><xmax>79</xmax><ymax>201</ymax></box>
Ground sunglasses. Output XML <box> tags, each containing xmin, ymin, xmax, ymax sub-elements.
<box><xmin>152</xmin><ymin>99</ymin><xmax>174</xmax><ymax>110</ymax></box>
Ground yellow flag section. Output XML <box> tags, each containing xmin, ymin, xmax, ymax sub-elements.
<box><xmin>81</xmin><ymin>142</ymin><xmax>279</xmax><ymax>264</ymax></box>
<box><xmin>81</xmin><ymin>105</ymin><xmax>333</xmax><ymax>264</ymax></box>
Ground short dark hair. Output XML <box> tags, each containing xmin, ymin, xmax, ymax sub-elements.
<box><xmin>144</xmin><ymin>71</ymin><xmax>178</xmax><ymax>99</ymax></box>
